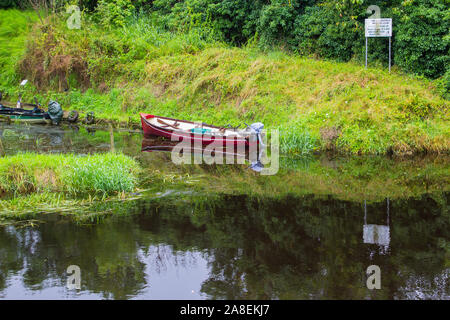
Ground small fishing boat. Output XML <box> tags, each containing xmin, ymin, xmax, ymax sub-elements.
<box><xmin>0</xmin><ymin>104</ymin><xmax>53</xmax><ymax>124</ymax></box>
<box><xmin>0</xmin><ymin>94</ymin><xmax>64</xmax><ymax>125</ymax></box>
<box><xmin>0</xmin><ymin>81</ymin><xmax>65</xmax><ymax>125</ymax></box>
<box><xmin>140</xmin><ymin>113</ymin><xmax>263</xmax><ymax>146</ymax></box>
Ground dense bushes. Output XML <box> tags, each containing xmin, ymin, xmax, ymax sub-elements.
<box><xmin>257</xmin><ymin>0</ymin><xmax>298</xmax><ymax>48</ymax></box>
<box><xmin>145</xmin><ymin>0</ymin><xmax>449</xmax><ymax>80</ymax></box>
<box><xmin>95</xmin><ymin>0</ymin><xmax>135</xmax><ymax>28</ymax></box>
<box><xmin>294</xmin><ymin>4</ymin><xmax>363</xmax><ymax>61</ymax></box>
<box><xmin>393</xmin><ymin>0</ymin><xmax>449</xmax><ymax>79</ymax></box>
<box><xmin>0</xmin><ymin>0</ymin><xmax>18</xmax><ymax>8</ymax></box>
<box><xmin>8</xmin><ymin>0</ymin><xmax>447</xmax><ymax>80</ymax></box>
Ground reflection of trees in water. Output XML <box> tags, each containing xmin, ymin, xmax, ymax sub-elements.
<box><xmin>0</xmin><ymin>226</ymin><xmax>25</xmax><ymax>293</ymax></box>
<box><xmin>0</xmin><ymin>206</ymin><xmax>204</xmax><ymax>299</ymax></box>
<box><xmin>131</xmin><ymin>193</ymin><xmax>448</xmax><ymax>299</ymax></box>
<box><xmin>187</xmin><ymin>193</ymin><xmax>449</xmax><ymax>299</ymax></box>
<box><xmin>0</xmin><ymin>192</ymin><xmax>448</xmax><ymax>299</ymax></box>
<box><xmin>141</xmin><ymin>245</ymin><xmax>200</xmax><ymax>275</ymax></box>
<box><xmin>398</xmin><ymin>269</ymin><xmax>449</xmax><ymax>299</ymax></box>
<box><xmin>0</xmin><ymin>217</ymin><xmax>147</xmax><ymax>299</ymax></box>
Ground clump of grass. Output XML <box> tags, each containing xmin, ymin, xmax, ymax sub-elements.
<box><xmin>65</xmin><ymin>153</ymin><xmax>139</xmax><ymax>194</ymax></box>
<box><xmin>0</xmin><ymin>152</ymin><xmax>140</xmax><ymax>196</ymax></box>
<box><xmin>279</xmin><ymin>122</ymin><xmax>320</xmax><ymax>156</ymax></box>
<box><xmin>280</xmin><ymin>126</ymin><xmax>318</xmax><ymax>155</ymax></box>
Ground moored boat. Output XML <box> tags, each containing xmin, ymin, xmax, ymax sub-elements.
<box><xmin>0</xmin><ymin>82</ymin><xmax>65</xmax><ymax>125</ymax></box>
<box><xmin>0</xmin><ymin>105</ymin><xmax>53</xmax><ymax>124</ymax></box>
<box><xmin>140</xmin><ymin>113</ymin><xmax>261</xmax><ymax>146</ymax></box>
<box><xmin>0</xmin><ymin>99</ymin><xmax>64</xmax><ymax>125</ymax></box>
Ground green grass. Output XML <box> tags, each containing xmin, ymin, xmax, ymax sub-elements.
<box><xmin>279</xmin><ymin>125</ymin><xmax>317</xmax><ymax>155</ymax></box>
<box><xmin>0</xmin><ymin>9</ymin><xmax>37</xmax><ymax>86</ymax></box>
<box><xmin>0</xmin><ymin>9</ymin><xmax>448</xmax><ymax>156</ymax></box>
<box><xmin>0</xmin><ymin>152</ymin><xmax>140</xmax><ymax>195</ymax></box>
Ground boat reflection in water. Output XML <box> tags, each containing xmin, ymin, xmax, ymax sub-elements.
<box><xmin>141</xmin><ymin>137</ymin><xmax>264</xmax><ymax>172</ymax></box>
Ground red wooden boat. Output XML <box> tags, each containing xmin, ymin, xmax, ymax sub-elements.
<box><xmin>140</xmin><ymin>113</ymin><xmax>257</xmax><ymax>146</ymax></box>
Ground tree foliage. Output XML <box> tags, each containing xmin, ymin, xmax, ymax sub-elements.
<box><xmin>0</xmin><ymin>0</ymin><xmax>19</xmax><ymax>8</ymax></box>
<box><xmin>147</xmin><ymin>0</ymin><xmax>449</xmax><ymax>79</ymax></box>
<box><xmin>1</xmin><ymin>0</ymin><xmax>448</xmax><ymax>80</ymax></box>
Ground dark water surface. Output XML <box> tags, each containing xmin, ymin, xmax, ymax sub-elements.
<box><xmin>0</xmin><ymin>123</ymin><xmax>448</xmax><ymax>299</ymax></box>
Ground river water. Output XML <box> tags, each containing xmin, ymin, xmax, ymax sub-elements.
<box><xmin>0</xmin><ymin>123</ymin><xmax>448</xmax><ymax>299</ymax></box>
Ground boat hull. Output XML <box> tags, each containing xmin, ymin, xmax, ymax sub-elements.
<box><xmin>140</xmin><ymin>113</ymin><xmax>252</xmax><ymax>146</ymax></box>
<box><xmin>0</xmin><ymin>105</ymin><xmax>53</xmax><ymax>124</ymax></box>
<box><xmin>141</xmin><ymin>137</ymin><xmax>249</xmax><ymax>159</ymax></box>
<box><xmin>0</xmin><ymin>114</ymin><xmax>52</xmax><ymax>124</ymax></box>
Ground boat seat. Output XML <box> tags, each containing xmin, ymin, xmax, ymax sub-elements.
<box><xmin>157</xmin><ymin>118</ymin><xmax>180</xmax><ymax>129</ymax></box>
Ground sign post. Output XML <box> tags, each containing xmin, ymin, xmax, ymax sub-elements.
<box><xmin>365</xmin><ymin>18</ymin><xmax>392</xmax><ymax>72</ymax></box>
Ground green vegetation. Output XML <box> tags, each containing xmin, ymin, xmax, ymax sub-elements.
<box><xmin>0</xmin><ymin>191</ymin><xmax>143</xmax><ymax>222</ymax></box>
<box><xmin>32</xmin><ymin>0</ymin><xmax>446</xmax><ymax>81</ymax></box>
<box><xmin>173</xmin><ymin>156</ymin><xmax>450</xmax><ymax>202</ymax></box>
<box><xmin>0</xmin><ymin>7</ymin><xmax>448</xmax><ymax>156</ymax></box>
<box><xmin>0</xmin><ymin>152</ymin><xmax>140</xmax><ymax>195</ymax></box>
<box><xmin>0</xmin><ymin>9</ymin><xmax>36</xmax><ymax>81</ymax></box>
<box><xmin>2</xmin><ymin>147</ymin><xmax>448</xmax><ymax>220</ymax></box>
<box><xmin>0</xmin><ymin>0</ymin><xmax>19</xmax><ymax>9</ymax></box>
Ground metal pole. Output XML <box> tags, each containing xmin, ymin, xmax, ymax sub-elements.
<box><xmin>364</xmin><ymin>200</ymin><xmax>367</xmax><ymax>225</ymax></box>
<box><xmin>365</xmin><ymin>37</ymin><xmax>368</xmax><ymax>68</ymax></box>
<box><xmin>388</xmin><ymin>36</ymin><xmax>391</xmax><ymax>73</ymax></box>
<box><xmin>386</xmin><ymin>197</ymin><xmax>390</xmax><ymax>226</ymax></box>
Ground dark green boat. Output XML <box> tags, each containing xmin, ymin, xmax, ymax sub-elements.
<box><xmin>0</xmin><ymin>96</ymin><xmax>63</xmax><ymax>125</ymax></box>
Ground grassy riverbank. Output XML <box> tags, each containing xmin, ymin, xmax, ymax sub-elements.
<box><xmin>0</xmin><ymin>144</ymin><xmax>447</xmax><ymax>221</ymax></box>
<box><xmin>0</xmin><ymin>152</ymin><xmax>139</xmax><ymax>195</ymax></box>
<box><xmin>0</xmin><ymin>9</ymin><xmax>449</xmax><ymax>156</ymax></box>
<box><xmin>0</xmin><ymin>151</ymin><xmax>141</xmax><ymax>221</ymax></box>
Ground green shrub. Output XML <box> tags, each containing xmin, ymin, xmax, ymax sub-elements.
<box><xmin>0</xmin><ymin>0</ymin><xmax>19</xmax><ymax>9</ymax></box>
<box><xmin>153</xmin><ymin>0</ymin><xmax>263</xmax><ymax>44</ymax></box>
<box><xmin>207</xmin><ymin>0</ymin><xmax>263</xmax><ymax>44</ymax></box>
<box><xmin>95</xmin><ymin>0</ymin><xmax>135</xmax><ymax>28</ymax></box>
<box><xmin>435</xmin><ymin>68</ymin><xmax>450</xmax><ymax>100</ymax></box>
<box><xmin>257</xmin><ymin>0</ymin><xmax>297</xmax><ymax>49</ymax></box>
<box><xmin>294</xmin><ymin>1</ymin><xmax>368</xmax><ymax>61</ymax></box>
<box><xmin>393</xmin><ymin>0</ymin><xmax>449</xmax><ymax>79</ymax></box>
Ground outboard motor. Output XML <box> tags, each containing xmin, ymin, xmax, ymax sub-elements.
<box><xmin>47</xmin><ymin>100</ymin><xmax>63</xmax><ymax>125</ymax></box>
<box><xmin>249</xmin><ymin>122</ymin><xmax>265</xmax><ymax>147</ymax></box>
<box><xmin>248</xmin><ymin>122</ymin><xmax>265</xmax><ymax>172</ymax></box>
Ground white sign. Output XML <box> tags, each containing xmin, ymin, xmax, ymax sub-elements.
<box><xmin>363</xmin><ymin>224</ymin><xmax>390</xmax><ymax>246</ymax></box>
<box><xmin>365</xmin><ymin>18</ymin><xmax>392</xmax><ymax>37</ymax></box>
